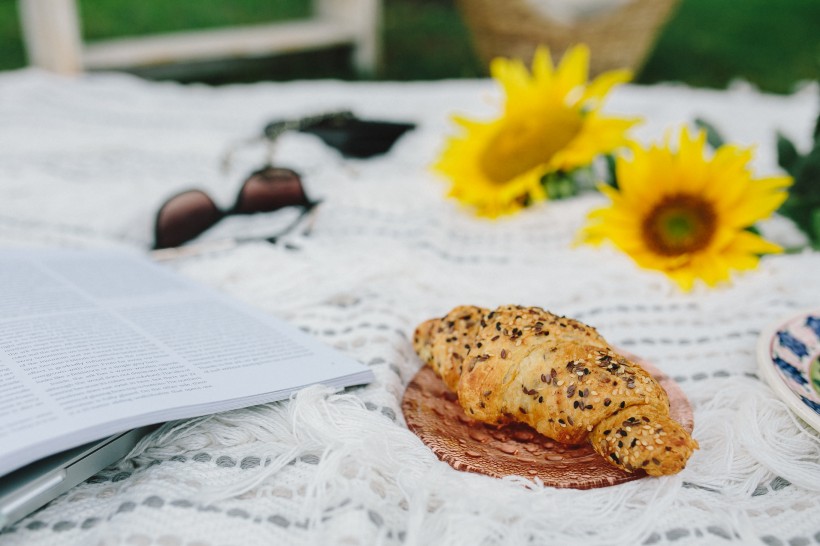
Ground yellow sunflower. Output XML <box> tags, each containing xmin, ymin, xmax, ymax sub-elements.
<box><xmin>434</xmin><ymin>44</ymin><xmax>637</xmax><ymax>217</ymax></box>
<box><xmin>581</xmin><ymin>127</ymin><xmax>792</xmax><ymax>290</ymax></box>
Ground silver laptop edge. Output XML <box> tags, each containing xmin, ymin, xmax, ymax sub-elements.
<box><xmin>0</xmin><ymin>426</ymin><xmax>155</xmax><ymax>531</ymax></box>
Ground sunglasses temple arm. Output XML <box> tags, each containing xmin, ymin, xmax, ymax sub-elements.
<box><xmin>220</xmin><ymin>136</ymin><xmax>268</xmax><ymax>175</ymax></box>
<box><xmin>223</xmin><ymin>111</ymin><xmax>357</xmax><ymax>173</ymax></box>
<box><xmin>253</xmin><ymin>201</ymin><xmax>322</xmax><ymax>245</ymax></box>
<box><xmin>265</xmin><ymin>140</ymin><xmax>277</xmax><ymax>168</ymax></box>
<box><xmin>263</xmin><ymin>111</ymin><xmax>354</xmax><ymax>140</ymax></box>
<box><xmin>296</xmin><ymin>201</ymin><xmax>321</xmax><ymax>238</ymax></box>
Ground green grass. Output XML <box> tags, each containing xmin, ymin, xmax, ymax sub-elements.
<box><xmin>0</xmin><ymin>1</ymin><xmax>24</xmax><ymax>70</ymax></box>
<box><xmin>381</xmin><ymin>0</ymin><xmax>482</xmax><ymax>80</ymax></box>
<box><xmin>78</xmin><ymin>0</ymin><xmax>309</xmax><ymax>39</ymax></box>
<box><xmin>639</xmin><ymin>0</ymin><xmax>820</xmax><ymax>93</ymax></box>
<box><xmin>0</xmin><ymin>0</ymin><xmax>817</xmax><ymax>93</ymax></box>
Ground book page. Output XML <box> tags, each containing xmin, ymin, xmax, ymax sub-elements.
<box><xmin>0</xmin><ymin>249</ymin><xmax>373</xmax><ymax>477</ymax></box>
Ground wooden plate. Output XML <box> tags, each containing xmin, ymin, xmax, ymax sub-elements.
<box><xmin>401</xmin><ymin>357</ymin><xmax>693</xmax><ymax>489</ymax></box>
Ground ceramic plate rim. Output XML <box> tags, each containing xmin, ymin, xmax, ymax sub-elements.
<box><xmin>756</xmin><ymin>307</ymin><xmax>820</xmax><ymax>433</ymax></box>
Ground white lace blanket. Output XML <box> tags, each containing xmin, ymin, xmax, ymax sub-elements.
<box><xmin>0</xmin><ymin>70</ymin><xmax>819</xmax><ymax>546</ymax></box>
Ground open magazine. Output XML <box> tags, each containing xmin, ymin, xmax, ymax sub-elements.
<box><xmin>0</xmin><ymin>248</ymin><xmax>374</xmax><ymax>477</ymax></box>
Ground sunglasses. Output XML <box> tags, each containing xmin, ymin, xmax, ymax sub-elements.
<box><xmin>221</xmin><ymin>111</ymin><xmax>416</xmax><ymax>174</ymax></box>
<box><xmin>263</xmin><ymin>111</ymin><xmax>416</xmax><ymax>158</ymax></box>
<box><xmin>153</xmin><ymin>166</ymin><xmax>318</xmax><ymax>250</ymax></box>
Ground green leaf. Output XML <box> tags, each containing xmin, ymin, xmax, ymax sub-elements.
<box><xmin>776</xmin><ymin>132</ymin><xmax>800</xmax><ymax>175</ymax></box>
<box><xmin>571</xmin><ymin>165</ymin><xmax>598</xmax><ymax>192</ymax></box>
<box><xmin>694</xmin><ymin>118</ymin><xmax>725</xmax><ymax>149</ymax></box>
<box><xmin>775</xmin><ymin>111</ymin><xmax>820</xmax><ymax>248</ymax></box>
<box><xmin>603</xmin><ymin>154</ymin><xmax>618</xmax><ymax>189</ymax></box>
<box><xmin>797</xmin><ymin>144</ymin><xmax>820</xmax><ymax>193</ymax></box>
<box><xmin>543</xmin><ymin>171</ymin><xmax>578</xmax><ymax>200</ymax></box>
<box><xmin>812</xmin><ymin>208</ymin><xmax>820</xmax><ymax>248</ymax></box>
<box><xmin>814</xmin><ymin>108</ymin><xmax>820</xmax><ymax>143</ymax></box>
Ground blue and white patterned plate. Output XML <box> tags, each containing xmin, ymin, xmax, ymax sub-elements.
<box><xmin>758</xmin><ymin>309</ymin><xmax>820</xmax><ymax>432</ymax></box>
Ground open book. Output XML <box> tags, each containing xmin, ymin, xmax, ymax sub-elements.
<box><xmin>0</xmin><ymin>248</ymin><xmax>374</xmax><ymax>478</ymax></box>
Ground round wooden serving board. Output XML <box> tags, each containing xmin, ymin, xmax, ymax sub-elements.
<box><xmin>401</xmin><ymin>357</ymin><xmax>693</xmax><ymax>489</ymax></box>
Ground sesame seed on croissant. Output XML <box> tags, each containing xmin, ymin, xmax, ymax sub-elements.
<box><xmin>412</xmin><ymin>305</ymin><xmax>698</xmax><ymax>476</ymax></box>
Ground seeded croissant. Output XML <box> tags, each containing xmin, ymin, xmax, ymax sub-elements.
<box><xmin>412</xmin><ymin>305</ymin><xmax>698</xmax><ymax>476</ymax></box>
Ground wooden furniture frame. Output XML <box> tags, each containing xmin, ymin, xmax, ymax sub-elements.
<box><xmin>18</xmin><ymin>0</ymin><xmax>380</xmax><ymax>76</ymax></box>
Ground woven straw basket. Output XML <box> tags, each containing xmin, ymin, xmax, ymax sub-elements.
<box><xmin>456</xmin><ymin>0</ymin><xmax>680</xmax><ymax>76</ymax></box>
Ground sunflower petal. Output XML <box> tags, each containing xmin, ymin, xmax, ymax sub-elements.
<box><xmin>491</xmin><ymin>57</ymin><xmax>530</xmax><ymax>99</ymax></box>
<box><xmin>724</xmin><ymin>183</ymin><xmax>790</xmax><ymax>227</ymax></box>
<box><xmin>726</xmin><ymin>230</ymin><xmax>783</xmax><ymax>255</ymax></box>
<box><xmin>531</xmin><ymin>45</ymin><xmax>554</xmax><ymax>84</ymax></box>
<box><xmin>582</xmin><ymin>69</ymin><xmax>632</xmax><ymax>106</ymax></box>
<box><xmin>554</xmin><ymin>44</ymin><xmax>590</xmax><ymax>100</ymax></box>
<box><xmin>553</xmin><ymin>114</ymin><xmax>638</xmax><ymax>171</ymax></box>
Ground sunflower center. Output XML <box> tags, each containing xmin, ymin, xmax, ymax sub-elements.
<box><xmin>479</xmin><ymin>108</ymin><xmax>582</xmax><ymax>184</ymax></box>
<box><xmin>642</xmin><ymin>194</ymin><xmax>717</xmax><ymax>256</ymax></box>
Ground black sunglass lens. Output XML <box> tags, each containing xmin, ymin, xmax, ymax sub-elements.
<box><xmin>234</xmin><ymin>168</ymin><xmax>310</xmax><ymax>214</ymax></box>
<box><xmin>155</xmin><ymin>190</ymin><xmax>222</xmax><ymax>249</ymax></box>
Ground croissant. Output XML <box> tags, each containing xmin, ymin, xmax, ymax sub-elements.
<box><xmin>412</xmin><ymin>305</ymin><xmax>698</xmax><ymax>476</ymax></box>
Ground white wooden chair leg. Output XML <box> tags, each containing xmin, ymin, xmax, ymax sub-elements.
<box><xmin>18</xmin><ymin>0</ymin><xmax>84</xmax><ymax>74</ymax></box>
<box><xmin>351</xmin><ymin>0</ymin><xmax>381</xmax><ymax>76</ymax></box>
<box><xmin>315</xmin><ymin>0</ymin><xmax>381</xmax><ymax>76</ymax></box>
